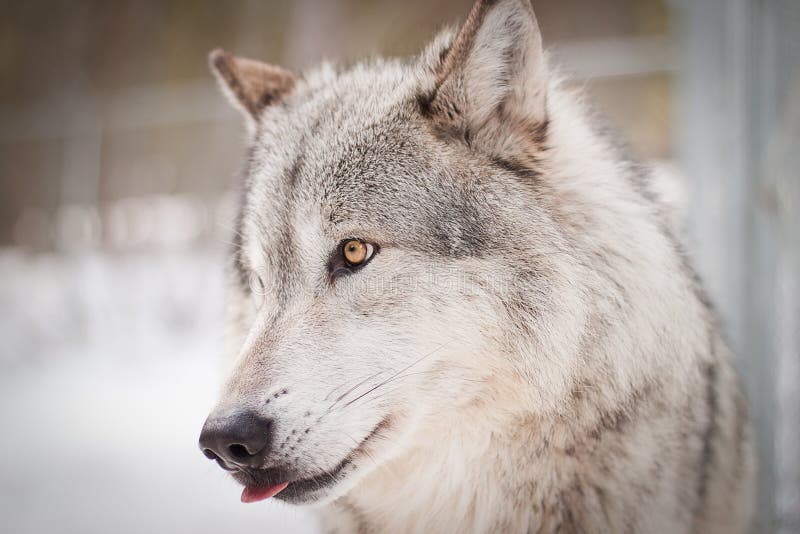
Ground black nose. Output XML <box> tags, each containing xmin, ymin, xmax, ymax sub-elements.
<box><xmin>199</xmin><ymin>409</ymin><xmax>273</xmax><ymax>468</ymax></box>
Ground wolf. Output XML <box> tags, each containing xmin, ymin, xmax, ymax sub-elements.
<box><xmin>198</xmin><ymin>1</ymin><xmax>755</xmax><ymax>532</ymax></box>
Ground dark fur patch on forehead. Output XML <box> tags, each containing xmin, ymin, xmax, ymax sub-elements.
<box><xmin>281</xmin><ymin>108</ymin><xmax>495</xmax><ymax>258</ymax></box>
<box><xmin>325</xmin><ymin>174</ymin><xmax>497</xmax><ymax>260</ymax></box>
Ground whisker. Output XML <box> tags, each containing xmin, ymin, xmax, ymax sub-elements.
<box><xmin>341</xmin><ymin>340</ymin><xmax>454</xmax><ymax>410</ymax></box>
<box><xmin>325</xmin><ymin>367</ymin><xmax>388</xmax><ymax>409</ymax></box>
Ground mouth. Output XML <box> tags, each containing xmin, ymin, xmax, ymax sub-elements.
<box><xmin>232</xmin><ymin>451</ymin><xmax>355</xmax><ymax>504</ymax></box>
<box><xmin>233</xmin><ymin>417</ymin><xmax>389</xmax><ymax>504</ymax></box>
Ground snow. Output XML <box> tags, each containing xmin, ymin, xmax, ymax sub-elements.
<box><xmin>0</xmin><ymin>249</ymin><xmax>321</xmax><ymax>534</ymax></box>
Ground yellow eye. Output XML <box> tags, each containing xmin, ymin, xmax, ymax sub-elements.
<box><xmin>343</xmin><ymin>239</ymin><xmax>370</xmax><ymax>266</ymax></box>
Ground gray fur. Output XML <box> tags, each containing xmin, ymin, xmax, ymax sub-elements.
<box><xmin>202</xmin><ymin>1</ymin><xmax>755</xmax><ymax>532</ymax></box>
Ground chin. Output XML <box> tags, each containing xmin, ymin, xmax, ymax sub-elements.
<box><xmin>275</xmin><ymin>463</ymin><xmax>364</xmax><ymax>506</ymax></box>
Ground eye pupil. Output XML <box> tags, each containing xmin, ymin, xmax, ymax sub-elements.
<box><xmin>343</xmin><ymin>239</ymin><xmax>368</xmax><ymax>265</ymax></box>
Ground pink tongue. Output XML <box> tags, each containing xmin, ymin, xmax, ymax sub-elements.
<box><xmin>241</xmin><ymin>482</ymin><xmax>289</xmax><ymax>503</ymax></box>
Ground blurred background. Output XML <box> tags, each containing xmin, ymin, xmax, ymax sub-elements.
<box><xmin>0</xmin><ymin>0</ymin><xmax>797</xmax><ymax>532</ymax></box>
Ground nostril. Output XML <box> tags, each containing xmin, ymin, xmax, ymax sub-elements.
<box><xmin>228</xmin><ymin>443</ymin><xmax>251</xmax><ymax>460</ymax></box>
<box><xmin>199</xmin><ymin>409</ymin><xmax>273</xmax><ymax>467</ymax></box>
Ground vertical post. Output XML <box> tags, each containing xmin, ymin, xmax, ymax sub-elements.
<box><xmin>669</xmin><ymin>0</ymin><xmax>800</xmax><ymax>531</ymax></box>
<box><xmin>754</xmin><ymin>4</ymin><xmax>800</xmax><ymax>532</ymax></box>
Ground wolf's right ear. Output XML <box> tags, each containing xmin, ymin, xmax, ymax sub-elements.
<box><xmin>416</xmin><ymin>0</ymin><xmax>548</xmax><ymax>155</ymax></box>
<box><xmin>209</xmin><ymin>49</ymin><xmax>296</xmax><ymax>127</ymax></box>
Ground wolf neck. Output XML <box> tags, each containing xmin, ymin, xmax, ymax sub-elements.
<box><xmin>323</xmin><ymin>369</ymin><xmax>676</xmax><ymax>534</ymax></box>
<box><xmin>326</xmin><ymin>402</ymin><xmax>544</xmax><ymax>533</ymax></box>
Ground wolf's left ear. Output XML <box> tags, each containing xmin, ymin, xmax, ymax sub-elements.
<box><xmin>209</xmin><ymin>49</ymin><xmax>296</xmax><ymax>127</ymax></box>
<box><xmin>417</xmin><ymin>0</ymin><xmax>547</xmax><ymax>150</ymax></box>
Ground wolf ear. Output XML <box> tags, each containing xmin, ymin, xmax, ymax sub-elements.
<box><xmin>209</xmin><ymin>49</ymin><xmax>296</xmax><ymax>125</ymax></box>
<box><xmin>418</xmin><ymin>0</ymin><xmax>547</xmax><ymax>150</ymax></box>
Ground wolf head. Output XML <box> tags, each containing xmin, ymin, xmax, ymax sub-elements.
<box><xmin>200</xmin><ymin>0</ymin><xmax>678</xmax><ymax>506</ymax></box>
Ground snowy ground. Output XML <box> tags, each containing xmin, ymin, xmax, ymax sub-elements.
<box><xmin>0</xmin><ymin>249</ymin><xmax>320</xmax><ymax>534</ymax></box>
